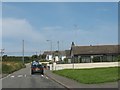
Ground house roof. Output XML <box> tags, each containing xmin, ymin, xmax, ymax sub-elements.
<box><xmin>65</xmin><ymin>50</ymin><xmax>71</xmax><ymax>57</ymax></box>
<box><xmin>43</xmin><ymin>51</ymin><xmax>54</xmax><ymax>55</ymax></box>
<box><xmin>43</xmin><ymin>51</ymin><xmax>66</xmax><ymax>56</ymax></box>
<box><xmin>58</xmin><ymin>51</ymin><xmax>66</xmax><ymax>56</ymax></box>
<box><xmin>72</xmin><ymin>45</ymin><xmax>120</xmax><ymax>55</ymax></box>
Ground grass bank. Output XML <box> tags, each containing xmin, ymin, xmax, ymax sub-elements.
<box><xmin>2</xmin><ymin>62</ymin><xmax>26</xmax><ymax>74</ymax></box>
<box><xmin>53</xmin><ymin>67</ymin><xmax>120</xmax><ymax>84</ymax></box>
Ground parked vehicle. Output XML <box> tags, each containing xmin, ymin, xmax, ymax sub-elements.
<box><xmin>31</xmin><ymin>61</ymin><xmax>44</xmax><ymax>75</ymax></box>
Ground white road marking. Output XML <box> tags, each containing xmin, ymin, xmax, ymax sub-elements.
<box><xmin>2</xmin><ymin>74</ymin><xmax>11</xmax><ymax>80</ymax></box>
<box><xmin>11</xmin><ymin>76</ymin><xmax>15</xmax><ymax>78</ymax></box>
<box><xmin>41</xmin><ymin>75</ymin><xmax>44</xmax><ymax>77</ymax></box>
<box><xmin>46</xmin><ymin>77</ymin><xmax>48</xmax><ymax>79</ymax></box>
<box><xmin>24</xmin><ymin>74</ymin><xmax>26</xmax><ymax>77</ymax></box>
<box><xmin>18</xmin><ymin>75</ymin><xmax>23</xmax><ymax>77</ymax></box>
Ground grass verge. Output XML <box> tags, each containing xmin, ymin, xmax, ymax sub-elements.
<box><xmin>2</xmin><ymin>62</ymin><xmax>26</xmax><ymax>74</ymax></box>
<box><xmin>53</xmin><ymin>67</ymin><xmax>120</xmax><ymax>84</ymax></box>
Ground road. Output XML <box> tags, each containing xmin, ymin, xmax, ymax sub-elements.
<box><xmin>2</xmin><ymin>64</ymin><xmax>66</xmax><ymax>89</ymax></box>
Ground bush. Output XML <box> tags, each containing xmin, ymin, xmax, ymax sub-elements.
<box><xmin>40</xmin><ymin>60</ymin><xmax>46</xmax><ymax>62</ymax></box>
<box><xmin>2</xmin><ymin>56</ymin><xmax>32</xmax><ymax>63</ymax></box>
<box><xmin>116</xmin><ymin>55</ymin><xmax>120</xmax><ymax>62</ymax></box>
<box><xmin>64</xmin><ymin>58</ymin><xmax>68</xmax><ymax>63</ymax></box>
<box><xmin>2</xmin><ymin>64</ymin><xmax>13</xmax><ymax>74</ymax></box>
<box><xmin>92</xmin><ymin>57</ymin><xmax>101</xmax><ymax>62</ymax></box>
<box><xmin>49</xmin><ymin>62</ymin><xmax>53</xmax><ymax>64</ymax></box>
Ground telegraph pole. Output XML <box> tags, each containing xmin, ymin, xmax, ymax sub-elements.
<box><xmin>22</xmin><ymin>40</ymin><xmax>24</xmax><ymax>64</ymax></box>
<box><xmin>36</xmin><ymin>52</ymin><xmax>37</xmax><ymax>55</ymax></box>
<box><xmin>40</xmin><ymin>50</ymin><xmax>41</xmax><ymax>60</ymax></box>
<box><xmin>57</xmin><ymin>41</ymin><xmax>59</xmax><ymax>51</ymax></box>
<box><xmin>57</xmin><ymin>41</ymin><xmax>60</xmax><ymax>61</ymax></box>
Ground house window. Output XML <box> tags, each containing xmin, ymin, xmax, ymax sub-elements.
<box><xmin>81</xmin><ymin>56</ymin><xmax>91</xmax><ymax>63</ymax></box>
<box><xmin>106</xmin><ymin>55</ymin><xmax>113</xmax><ymax>62</ymax></box>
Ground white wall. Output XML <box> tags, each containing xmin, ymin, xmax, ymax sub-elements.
<box><xmin>52</xmin><ymin>62</ymin><xmax>119</xmax><ymax>70</ymax></box>
<box><xmin>55</xmin><ymin>56</ymin><xmax>59</xmax><ymax>61</ymax></box>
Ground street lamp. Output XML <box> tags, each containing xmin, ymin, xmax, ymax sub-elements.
<box><xmin>46</xmin><ymin>40</ymin><xmax>52</xmax><ymax>55</ymax></box>
<box><xmin>57</xmin><ymin>41</ymin><xmax>60</xmax><ymax>61</ymax></box>
<box><xmin>73</xmin><ymin>24</ymin><xmax>80</xmax><ymax>44</ymax></box>
<box><xmin>46</xmin><ymin>40</ymin><xmax>53</xmax><ymax>70</ymax></box>
<box><xmin>22</xmin><ymin>40</ymin><xmax>24</xmax><ymax>64</ymax></box>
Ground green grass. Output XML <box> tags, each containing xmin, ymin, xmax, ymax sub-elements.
<box><xmin>53</xmin><ymin>67</ymin><xmax>120</xmax><ymax>84</ymax></box>
<box><xmin>2</xmin><ymin>62</ymin><xmax>26</xmax><ymax>74</ymax></box>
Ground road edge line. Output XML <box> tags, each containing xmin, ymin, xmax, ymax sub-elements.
<box><xmin>45</xmin><ymin>73</ymin><xmax>71</xmax><ymax>90</ymax></box>
<box><xmin>1</xmin><ymin>74</ymin><xmax>11</xmax><ymax>80</ymax></box>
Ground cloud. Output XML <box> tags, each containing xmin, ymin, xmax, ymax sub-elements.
<box><xmin>2</xmin><ymin>18</ymin><xmax>47</xmax><ymax>52</ymax></box>
<box><xmin>2</xmin><ymin>18</ymin><xmax>45</xmax><ymax>42</ymax></box>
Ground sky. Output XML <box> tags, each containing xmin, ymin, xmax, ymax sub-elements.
<box><xmin>1</xmin><ymin>2</ymin><xmax>118</xmax><ymax>56</ymax></box>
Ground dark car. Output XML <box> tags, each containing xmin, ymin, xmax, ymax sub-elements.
<box><xmin>31</xmin><ymin>61</ymin><xmax>44</xmax><ymax>75</ymax></box>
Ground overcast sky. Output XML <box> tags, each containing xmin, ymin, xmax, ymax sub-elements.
<box><xmin>1</xmin><ymin>2</ymin><xmax>118</xmax><ymax>56</ymax></box>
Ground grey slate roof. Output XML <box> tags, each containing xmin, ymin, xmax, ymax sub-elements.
<box><xmin>65</xmin><ymin>50</ymin><xmax>71</xmax><ymax>57</ymax></box>
<box><xmin>43</xmin><ymin>51</ymin><xmax>66</xmax><ymax>56</ymax></box>
<box><xmin>71</xmin><ymin>45</ymin><xmax>120</xmax><ymax>55</ymax></box>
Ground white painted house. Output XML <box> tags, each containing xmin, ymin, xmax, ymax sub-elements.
<box><xmin>43</xmin><ymin>51</ymin><xmax>66</xmax><ymax>62</ymax></box>
<box><xmin>46</xmin><ymin>54</ymin><xmax>52</xmax><ymax>61</ymax></box>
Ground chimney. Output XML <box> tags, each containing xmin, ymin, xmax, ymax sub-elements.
<box><xmin>71</xmin><ymin>42</ymin><xmax>75</xmax><ymax>47</ymax></box>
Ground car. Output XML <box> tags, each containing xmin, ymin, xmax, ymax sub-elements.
<box><xmin>31</xmin><ymin>61</ymin><xmax>44</xmax><ymax>75</ymax></box>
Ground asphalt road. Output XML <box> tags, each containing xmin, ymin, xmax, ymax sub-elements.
<box><xmin>2</xmin><ymin>64</ymin><xmax>65</xmax><ymax>88</ymax></box>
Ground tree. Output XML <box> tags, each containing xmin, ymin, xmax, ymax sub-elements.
<box><xmin>31</xmin><ymin>55</ymin><xmax>38</xmax><ymax>59</ymax></box>
<box><xmin>39</xmin><ymin>54</ymin><xmax>46</xmax><ymax>60</ymax></box>
<box><xmin>3</xmin><ymin>55</ymin><xmax>7</xmax><ymax>58</ymax></box>
<box><xmin>2</xmin><ymin>55</ymin><xmax>8</xmax><ymax>61</ymax></box>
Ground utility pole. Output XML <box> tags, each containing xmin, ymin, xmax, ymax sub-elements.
<box><xmin>47</xmin><ymin>40</ymin><xmax>53</xmax><ymax>70</ymax></box>
<box><xmin>46</xmin><ymin>40</ymin><xmax>52</xmax><ymax>56</ymax></box>
<box><xmin>57</xmin><ymin>41</ymin><xmax>59</xmax><ymax>51</ymax></box>
<box><xmin>40</xmin><ymin>51</ymin><xmax>41</xmax><ymax>60</ymax></box>
<box><xmin>22</xmin><ymin>40</ymin><xmax>24</xmax><ymax>64</ymax></box>
<box><xmin>73</xmin><ymin>24</ymin><xmax>80</xmax><ymax>45</ymax></box>
<box><xmin>36</xmin><ymin>52</ymin><xmax>37</xmax><ymax>55</ymax></box>
<box><xmin>57</xmin><ymin>41</ymin><xmax>60</xmax><ymax>61</ymax></box>
<box><xmin>50</xmin><ymin>41</ymin><xmax>52</xmax><ymax>55</ymax></box>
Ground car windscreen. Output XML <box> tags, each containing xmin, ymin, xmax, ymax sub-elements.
<box><xmin>31</xmin><ymin>64</ymin><xmax>43</xmax><ymax>68</ymax></box>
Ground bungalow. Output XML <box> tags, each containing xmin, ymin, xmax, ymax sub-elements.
<box><xmin>70</xmin><ymin>42</ymin><xmax>120</xmax><ymax>63</ymax></box>
<box><xmin>43</xmin><ymin>51</ymin><xmax>53</xmax><ymax>61</ymax></box>
<box><xmin>43</xmin><ymin>50</ymin><xmax>66</xmax><ymax>62</ymax></box>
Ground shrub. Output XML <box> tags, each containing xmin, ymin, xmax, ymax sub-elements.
<box><xmin>116</xmin><ymin>55</ymin><xmax>120</xmax><ymax>62</ymax></box>
<box><xmin>92</xmin><ymin>56</ymin><xmax>101</xmax><ymax>62</ymax></box>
